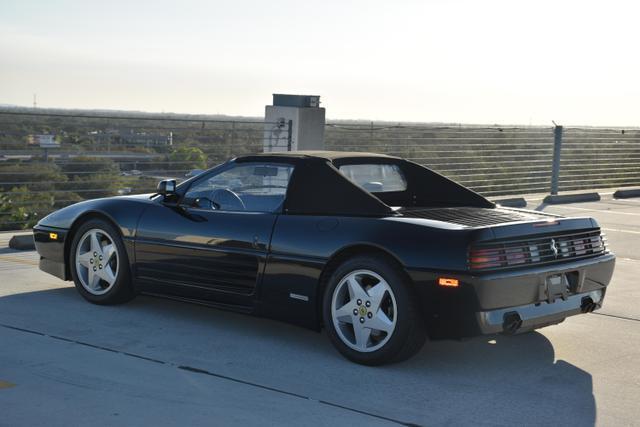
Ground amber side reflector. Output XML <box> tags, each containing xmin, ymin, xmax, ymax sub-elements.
<box><xmin>438</xmin><ymin>277</ymin><xmax>459</xmax><ymax>287</ymax></box>
<box><xmin>49</xmin><ymin>233</ymin><xmax>58</xmax><ymax>240</ymax></box>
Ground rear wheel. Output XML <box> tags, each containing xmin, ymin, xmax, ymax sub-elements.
<box><xmin>323</xmin><ymin>255</ymin><xmax>426</xmax><ymax>365</ymax></box>
<box><xmin>70</xmin><ymin>219</ymin><xmax>135</xmax><ymax>305</ymax></box>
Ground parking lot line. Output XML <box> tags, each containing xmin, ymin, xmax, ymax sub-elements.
<box><xmin>593</xmin><ymin>312</ymin><xmax>640</xmax><ymax>323</ymax></box>
<box><xmin>602</xmin><ymin>227</ymin><xmax>640</xmax><ymax>235</ymax></box>
<box><xmin>550</xmin><ymin>205</ymin><xmax>640</xmax><ymax>216</ymax></box>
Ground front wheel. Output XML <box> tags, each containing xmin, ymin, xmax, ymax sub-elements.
<box><xmin>69</xmin><ymin>219</ymin><xmax>135</xmax><ymax>305</ymax></box>
<box><xmin>323</xmin><ymin>255</ymin><xmax>426</xmax><ymax>365</ymax></box>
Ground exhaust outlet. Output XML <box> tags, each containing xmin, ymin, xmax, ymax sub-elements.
<box><xmin>581</xmin><ymin>297</ymin><xmax>596</xmax><ymax>313</ymax></box>
<box><xmin>503</xmin><ymin>312</ymin><xmax>523</xmax><ymax>334</ymax></box>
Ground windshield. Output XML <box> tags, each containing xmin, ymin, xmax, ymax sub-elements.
<box><xmin>184</xmin><ymin>163</ymin><xmax>294</xmax><ymax>212</ymax></box>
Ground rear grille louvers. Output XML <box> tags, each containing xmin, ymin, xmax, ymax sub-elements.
<box><xmin>469</xmin><ymin>229</ymin><xmax>607</xmax><ymax>271</ymax></box>
<box><xmin>399</xmin><ymin>207</ymin><xmax>553</xmax><ymax>227</ymax></box>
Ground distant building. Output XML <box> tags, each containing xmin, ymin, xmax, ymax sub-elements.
<box><xmin>88</xmin><ymin>128</ymin><xmax>173</xmax><ymax>146</ymax></box>
<box><xmin>27</xmin><ymin>134</ymin><xmax>59</xmax><ymax>147</ymax></box>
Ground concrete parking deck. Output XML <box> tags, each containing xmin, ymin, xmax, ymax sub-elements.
<box><xmin>0</xmin><ymin>196</ymin><xmax>638</xmax><ymax>426</ymax></box>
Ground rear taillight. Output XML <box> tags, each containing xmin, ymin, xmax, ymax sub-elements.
<box><xmin>469</xmin><ymin>229</ymin><xmax>606</xmax><ymax>271</ymax></box>
<box><xmin>468</xmin><ymin>247</ymin><xmax>503</xmax><ymax>269</ymax></box>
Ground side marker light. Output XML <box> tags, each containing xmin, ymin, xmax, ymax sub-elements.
<box><xmin>438</xmin><ymin>277</ymin><xmax>459</xmax><ymax>287</ymax></box>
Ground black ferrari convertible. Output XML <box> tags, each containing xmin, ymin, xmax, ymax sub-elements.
<box><xmin>33</xmin><ymin>151</ymin><xmax>615</xmax><ymax>365</ymax></box>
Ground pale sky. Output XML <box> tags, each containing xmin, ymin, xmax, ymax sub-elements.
<box><xmin>1</xmin><ymin>0</ymin><xmax>639</xmax><ymax>126</ymax></box>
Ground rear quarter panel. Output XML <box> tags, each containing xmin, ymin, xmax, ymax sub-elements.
<box><xmin>258</xmin><ymin>214</ymin><xmax>475</xmax><ymax>329</ymax></box>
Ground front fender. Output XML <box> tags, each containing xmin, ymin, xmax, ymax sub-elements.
<box><xmin>34</xmin><ymin>195</ymin><xmax>156</xmax><ymax>282</ymax></box>
<box><xmin>37</xmin><ymin>194</ymin><xmax>155</xmax><ymax>238</ymax></box>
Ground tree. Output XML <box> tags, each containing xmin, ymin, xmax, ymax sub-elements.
<box><xmin>168</xmin><ymin>146</ymin><xmax>207</xmax><ymax>171</ymax></box>
<box><xmin>58</xmin><ymin>157</ymin><xmax>123</xmax><ymax>200</ymax></box>
<box><xmin>58</xmin><ymin>156</ymin><xmax>120</xmax><ymax>177</ymax></box>
<box><xmin>0</xmin><ymin>162</ymin><xmax>67</xmax><ymax>192</ymax></box>
<box><xmin>0</xmin><ymin>186</ymin><xmax>55</xmax><ymax>230</ymax></box>
<box><xmin>0</xmin><ymin>162</ymin><xmax>70</xmax><ymax>230</ymax></box>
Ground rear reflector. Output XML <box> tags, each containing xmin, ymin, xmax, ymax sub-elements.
<box><xmin>438</xmin><ymin>277</ymin><xmax>459</xmax><ymax>287</ymax></box>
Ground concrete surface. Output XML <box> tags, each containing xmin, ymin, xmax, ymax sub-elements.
<box><xmin>0</xmin><ymin>196</ymin><xmax>638</xmax><ymax>426</ymax></box>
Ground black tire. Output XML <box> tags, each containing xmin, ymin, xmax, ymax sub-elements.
<box><xmin>322</xmin><ymin>254</ymin><xmax>426</xmax><ymax>365</ymax></box>
<box><xmin>69</xmin><ymin>219</ymin><xmax>135</xmax><ymax>305</ymax></box>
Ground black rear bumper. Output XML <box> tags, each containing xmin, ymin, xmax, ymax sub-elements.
<box><xmin>477</xmin><ymin>289</ymin><xmax>604</xmax><ymax>334</ymax></box>
<box><xmin>408</xmin><ymin>253</ymin><xmax>615</xmax><ymax>338</ymax></box>
<box><xmin>465</xmin><ymin>254</ymin><xmax>615</xmax><ymax>310</ymax></box>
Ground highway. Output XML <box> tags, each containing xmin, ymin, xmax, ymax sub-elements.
<box><xmin>0</xmin><ymin>196</ymin><xmax>638</xmax><ymax>426</ymax></box>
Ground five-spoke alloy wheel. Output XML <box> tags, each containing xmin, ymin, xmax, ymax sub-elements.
<box><xmin>75</xmin><ymin>228</ymin><xmax>119</xmax><ymax>295</ymax></box>
<box><xmin>70</xmin><ymin>219</ymin><xmax>134</xmax><ymax>305</ymax></box>
<box><xmin>323</xmin><ymin>254</ymin><xmax>426</xmax><ymax>365</ymax></box>
<box><xmin>331</xmin><ymin>269</ymin><xmax>397</xmax><ymax>352</ymax></box>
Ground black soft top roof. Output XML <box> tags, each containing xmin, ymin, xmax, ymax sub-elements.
<box><xmin>234</xmin><ymin>151</ymin><xmax>493</xmax><ymax>216</ymax></box>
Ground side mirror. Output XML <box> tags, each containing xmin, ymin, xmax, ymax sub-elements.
<box><xmin>157</xmin><ymin>179</ymin><xmax>177</xmax><ymax>196</ymax></box>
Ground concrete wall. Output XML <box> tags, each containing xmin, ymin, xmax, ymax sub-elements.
<box><xmin>264</xmin><ymin>105</ymin><xmax>325</xmax><ymax>152</ymax></box>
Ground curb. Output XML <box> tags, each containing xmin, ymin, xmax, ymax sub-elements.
<box><xmin>543</xmin><ymin>192</ymin><xmax>600</xmax><ymax>205</ymax></box>
<box><xmin>613</xmin><ymin>188</ymin><xmax>640</xmax><ymax>199</ymax></box>
<box><xmin>8</xmin><ymin>234</ymin><xmax>35</xmax><ymax>250</ymax></box>
<box><xmin>492</xmin><ymin>197</ymin><xmax>527</xmax><ymax>208</ymax></box>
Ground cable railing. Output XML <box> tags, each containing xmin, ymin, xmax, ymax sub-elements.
<box><xmin>557</xmin><ymin>127</ymin><xmax>640</xmax><ymax>192</ymax></box>
<box><xmin>325</xmin><ymin>123</ymin><xmax>555</xmax><ymax>198</ymax></box>
<box><xmin>0</xmin><ymin>109</ymin><xmax>291</xmax><ymax>230</ymax></box>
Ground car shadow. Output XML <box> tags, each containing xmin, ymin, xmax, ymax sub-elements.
<box><xmin>0</xmin><ymin>286</ymin><xmax>596</xmax><ymax>426</ymax></box>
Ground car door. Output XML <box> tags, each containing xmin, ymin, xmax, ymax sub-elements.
<box><xmin>134</xmin><ymin>161</ymin><xmax>294</xmax><ymax>307</ymax></box>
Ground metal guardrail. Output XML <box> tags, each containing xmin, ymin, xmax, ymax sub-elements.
<box><xmin>1</xmin><ymin>109</ymin><xmax>639</xmax><ymax>230</ymax></box>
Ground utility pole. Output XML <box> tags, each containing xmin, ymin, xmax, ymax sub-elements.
<box><xmin>33</xmin><ymin>94</ymin><xmax>37</xmax><ymax>108</ymax></box>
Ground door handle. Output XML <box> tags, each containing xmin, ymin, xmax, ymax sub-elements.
<box><xmin>252</xmin><ymin>235</ymin><xmax>260</xmax><ymax>249</ymax></box>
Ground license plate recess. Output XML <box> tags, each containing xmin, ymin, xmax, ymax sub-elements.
<box><xmin>545</xmin><ymin>274</ymin><xmax>570</xmax><ymax>303</ymax></box>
